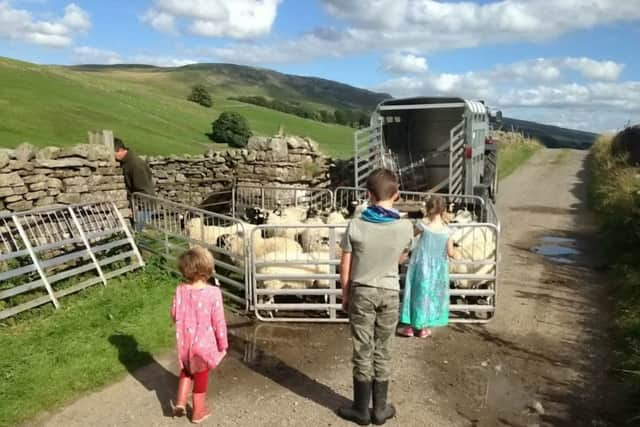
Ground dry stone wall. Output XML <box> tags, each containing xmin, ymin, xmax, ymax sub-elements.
<box><xmin>0</xmin><ymin>142</ymin><xmax>129</xmax><ymax>215</ymax></box>
<box><xmin>0</xmin><ymin>134</ymin><xmax>339</xmax><ymax>215</ymax></box>
<box><xmin>144</xmin><ymin>135</ymin><xmax>333</xmax><ymax>206</ymax></box>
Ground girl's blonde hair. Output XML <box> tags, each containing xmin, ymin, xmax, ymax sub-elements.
<box><xmin>425</xmin><ymin>196</ymin><xmax>447</xmax><ymax>218</ymax></box>
<box><xmin>178</xmin><ymin>246</ymin><xmax>214</xmax><ymax>282</ymax></box>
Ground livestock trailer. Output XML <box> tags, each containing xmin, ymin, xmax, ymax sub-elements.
<box><xmin>355</xmin><ymin>97</ymin><xmax>500</xmax><ymax>202</ymax></box>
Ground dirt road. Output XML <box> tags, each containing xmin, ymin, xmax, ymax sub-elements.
<box><xmin>31</xmin><ymin>148</ymin><xmax>622</xmax><ymax>427</ymax></box>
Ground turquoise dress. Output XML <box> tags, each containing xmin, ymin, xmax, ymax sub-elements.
<box><xmin>400</xmin><ymin>223</ymin><xmax>450</xmax><ymax>329</ymax></box>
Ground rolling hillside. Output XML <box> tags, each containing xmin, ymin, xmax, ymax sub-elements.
<box><xmin>1</xmin><ymin>56</ymin><xmax>598</xmax><ymax>159</ymax></box>
<box><xmin>500</xmin><ymin>117</ymin><xmax>598</xmax><ymax>149</ymax></box>
<box><xmin>0</xmin><ymin>58</ymin><xmax>388</xmax><ymax>158</ymax></box>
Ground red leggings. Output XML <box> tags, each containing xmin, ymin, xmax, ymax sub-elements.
<box><xmin>180</xmin><ymin>369</ymin><xmax>209</xmax><ymax>393</ymax></box>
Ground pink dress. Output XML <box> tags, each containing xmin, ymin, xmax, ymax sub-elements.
<box><xmin>171</xmin><ymin>284</ymin><xmax>228</xmax><ymax>374</ymax></box>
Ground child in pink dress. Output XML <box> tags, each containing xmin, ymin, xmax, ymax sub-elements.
<box><xmin>171</xmin><ymin>246</ymin><xmax>228</xmax><ymax>424</ymax></box>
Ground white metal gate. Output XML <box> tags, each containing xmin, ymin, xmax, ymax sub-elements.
<box><xmin>232</xmin><ymin>184</ymin><xmax>334</xmax><ymax>218</ymax></box>
<box><xmin>334</xmin><ymin>187</ymin><xmax>498</xmax><ymax>323</ymax></box>
<box><xmin>249</xmin><ymin>224</ymin><xmax>346</xmax><ymax>322</ymax></box>
<box><xmin>132</xmin><ymin>193</ymin><xmax>251</xmax><ymax>310</ymax></box>
<box><xmin>0</xmin><ymin>202</ymin><xmax>144</xmax><ymax>320</ymax></box>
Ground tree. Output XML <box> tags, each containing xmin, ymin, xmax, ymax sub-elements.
<box><xmin>187</xmin><ymin>84</ymin><xmax>212</xmax><ymax>108</ymax></box>
<box><xmin>211</xmin><ymin>112</ymin><xmax>252</xmax><ymax>148</ymax></box>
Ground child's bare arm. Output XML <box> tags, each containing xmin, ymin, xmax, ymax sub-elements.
<box><xmin>170</xmin><ymin>288</ymin><xmax>178</xmax><ymax>323</ymax></box>
<box><xmin>340</xmin><ymin>252</ymin><xmax>352</xmax><ymax>311</ymax></box>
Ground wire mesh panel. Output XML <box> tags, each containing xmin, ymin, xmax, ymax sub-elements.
<box><xmin>233</xmin><ymin>184</ymin><xmax>334</xmax><ymax>220</ymax></box>
<box><xmin>249</xmin><ymin>224</ymin><xmax>347</xmax><ymax>322</ymax></box>
<box><xmin>132</xmin><ymin>193</ymin><xmax>251</xmax><ymax>311</ymax></box>
<box><xmin>0</xmin><ymin>202</ymin><xmax>143</xmax><ymax>320</ymax></box>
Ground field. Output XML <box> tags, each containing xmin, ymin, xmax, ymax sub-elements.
<box><xmin>0</xmin><ymin>58</ymin><xmax>356</xmax><ymax>159</ymax></box>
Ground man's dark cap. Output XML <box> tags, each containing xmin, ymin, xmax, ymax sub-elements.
<box><xmin>113</xmin><ymin>137</ymin><xmax>127</xmax><ymax>152</ymax></box>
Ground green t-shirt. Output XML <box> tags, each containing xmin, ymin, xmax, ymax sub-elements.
<box><xmin>340</xmin><ymin>217</ymin><xmax>414</xmax><ymax>291</ymax></box>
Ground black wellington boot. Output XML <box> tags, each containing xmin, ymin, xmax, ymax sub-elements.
<box><xmin>337</xmin><ymin>377</ymin><xmax>372</xmax><ymax>425</ymax></box>
<box><xmin>371</xmin><ymin>380</ymin><xmax>396</xmax><ymax>425</ymax></box>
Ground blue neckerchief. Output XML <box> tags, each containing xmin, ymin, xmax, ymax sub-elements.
<box><xmin>361</xmin><ymin>205</ymin><xmax>401</xmax><ymax>223</ymax></box>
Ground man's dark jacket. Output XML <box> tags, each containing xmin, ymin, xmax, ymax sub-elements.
<box><xmin>119</xmin><ymin>150</ymin><xmax>155</xmax><ymax>196</ymax></box>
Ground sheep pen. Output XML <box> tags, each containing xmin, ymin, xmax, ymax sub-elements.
<box><xmin>166</xmin><ymin>185</ymin><xmax>498</xmax><ymax>322</ymax></box>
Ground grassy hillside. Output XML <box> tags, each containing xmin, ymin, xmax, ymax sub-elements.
<box><xmin>0</xmin><ymin>58</ymin><xmax>359</xmax><ymax>158</ymax></box>
<box><xmin>500</xmin><ymin>117</ymin><xmax>598</xmax><ymax>149</ymax></box>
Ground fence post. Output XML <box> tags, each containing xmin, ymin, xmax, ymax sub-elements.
<box><xmin>12</xmin><ymin>215</ymin><xmax>61</xmax><ymax>309</ymax></box>
<box><xmin>67</xmin><ymin>207</ymin><xmax>107</xmax><ymax>287</ymax></box>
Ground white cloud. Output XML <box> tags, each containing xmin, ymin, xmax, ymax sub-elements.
<box><xmin>0</xmin><ymin>1</ymin><xmax>90</xmax><ymax>47</ymax></box>
<box><xmin>142</xmin><ymin>0</ymin><xmax>281</xmax><ymax>39</ymax></box>
<box><xmin>128</xmin><ymin>55</ymin><xmax>197</xmax><ymax>67</ymax></box>
<box><xmin>200</xmin><ymin>1</ymin><xmax>640</xmax><ymax>66</ymax></box>
<box><xmin>141</xmin><ymin>9</ymin><xmax>176</xmax><ymax>34</ymax></box>
<box><xmin>374</xmin><ymin>57</ymin><xmax>639</xmax><ymax>132</ymax></box>
<box><xmin>72</xmin><ymin>46</ymin><xmax>196</xmax><ymax>68</ymax></box>
<box><xmin>73</xmin><ymin>46</ymin><xmax>121</xmax><ymax>64</ymax></box>
<box><xmin>562</xmin><ymin>57</ymin><xmax>624</xmax><ymax>81</ymax></box>
<box><xmin>382</xmin><ymin>52</ymin><xmax>428</xmax><ymax>74</ymax></box>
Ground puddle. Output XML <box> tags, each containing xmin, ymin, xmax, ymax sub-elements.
<box><xmin>531</xmin><ymin>236</ymin><xmax>581</xmax><ymax>264</ymax></box>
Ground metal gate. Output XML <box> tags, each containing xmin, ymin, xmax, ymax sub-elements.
<box><xmin>233</xmin><ymin>184</ymin><xmax>334</xmax><ymax>218</ymax></box>
<box><xmin>249</xmin><ymin>224</ymin><xmax>346</xmax><ymax>322</ymax></box>
<box><xmin>334</xmin><ymin>187</ymin><xmax>498</xmax><ymax>323</ymax></box>
<box><xmin>0</xmin><ymin>202</ymin><xmax>143</xmax><ymax>320</ymax></box>
<box><xmin>132</xmin><ymin>193</ymin><xmax>251</xmax><ymax>310</ymax></box>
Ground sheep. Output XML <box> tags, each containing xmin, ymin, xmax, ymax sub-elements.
<box><xmin>186</xmin><ymin>217</ymin><xmax>256</xmax><ymax>245</ymax></box>
<box><xmin>300</xmin><ymin>212</ymin><xmax>346</xmax><ymax>254</ymax></box>
<box><xmin>220</xmin><ymin>233</ymin><xmax>303</xmax><ymax>267</ymax></box>
<box><xmin>256</xmin><ymin>251</ymin><xmax>334</xmax><ymax>290</ymax></box>
<box><xmin>448</xmin><ymin>225</ymin><xmax>497</xmax><ymax>289</ymax></box>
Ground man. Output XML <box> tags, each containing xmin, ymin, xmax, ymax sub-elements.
<box><xmin>113</xmin><ymin>137</ymin><xmax>155</xmax><ymax>231</ymax></box>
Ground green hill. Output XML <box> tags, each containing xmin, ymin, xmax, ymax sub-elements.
<box><xmin>0</xmin><ymin>58</ymin><xmax>388</xmax><ymax>158</ymax></box>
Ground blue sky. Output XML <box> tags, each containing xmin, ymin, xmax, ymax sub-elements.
<box><xmin>1</xmin><ymin>0</ymin><xmax>639</xmax><ymax>132</ymax></box>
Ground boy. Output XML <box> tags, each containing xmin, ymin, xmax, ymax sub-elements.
<box><xmin>338</xmin><ymin>168</ymin><xmax>414</xmax><ymax>425</ymax></box>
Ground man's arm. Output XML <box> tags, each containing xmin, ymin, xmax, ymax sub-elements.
<box><xmin>340</xmin><ymin>251</ymin><xmax>352</xmax><ymax>312</ymax></box>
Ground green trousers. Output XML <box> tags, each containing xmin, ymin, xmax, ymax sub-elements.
<box><xmin>349</xmin><ymin>284</ymin><xmax>400</xmax><ymax>381</ymax></box>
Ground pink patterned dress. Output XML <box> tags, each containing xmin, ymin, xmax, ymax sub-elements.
<box><xmin>171</xmin><ymin>284</ymin><xmax>228</xmax><ymax>374</ymax></box>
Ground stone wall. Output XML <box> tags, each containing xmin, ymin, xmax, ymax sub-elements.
<box><xmin>0</xmin><ymin>142</ymin><xmax>129</xmax><ymax>215</ymax></box>
<box><xmin>0</xmin><ymin>133</ymin><xmax>349</xmax><ymax>215</ymax></box>
<box><xmin>144</xmin><ymin>135</ymin><xmax>332</xmax><ymax>206</ymax></box>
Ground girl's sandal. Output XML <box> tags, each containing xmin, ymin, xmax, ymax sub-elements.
<box><xmin>398</xmin><ymin>326</ymin><xmax>414</xmax><ymax>337</ymax></box>
<box><xmin>416</xmin><ymin>329</ymin><xmax>432</xmax><ymax>338</ymax></box>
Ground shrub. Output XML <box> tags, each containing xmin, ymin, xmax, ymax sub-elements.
<box><xmin>187</xmin><ymin>84</ymin><xmax>212</xmax><ymax>108</ymax></box>
<box><xmin>211</xmin><ymin>112</ymin><xmax>252</xmax><ymax>148</ymax></box>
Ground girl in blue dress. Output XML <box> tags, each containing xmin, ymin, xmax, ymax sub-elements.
<box><xmin>399</xmin><ymin>196</ymin><xmax>456</xmax><ymax>338</ymax></box>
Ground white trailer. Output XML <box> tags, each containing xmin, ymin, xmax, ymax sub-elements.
<box><xmin>355</xmin><ymin>97</ymin><xmax>500</xmax><ymax>203</ymax></box>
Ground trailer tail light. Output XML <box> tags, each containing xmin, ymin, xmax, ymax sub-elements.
<box><xmin>485</xmin><ymin>136</ymin><xmax>495</xmax><ymax>144</ymax></box>
<box><xmin>465</xmin><ymin>145</ymin><xmax>473</xmax><ymax>159</ymax></box>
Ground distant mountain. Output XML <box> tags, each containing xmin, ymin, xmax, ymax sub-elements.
<box><xmin>499</xmin><ymin>117</ymin><xmax>598</xmax><ymax>149</ymax></box>
<box><xmin>71</xmin><ymin>62</ymin><xmax>391</xmax><ymax>111</ymax></box>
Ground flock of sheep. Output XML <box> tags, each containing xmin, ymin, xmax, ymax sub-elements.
<box><xmin>184</xmin><ymin>198</ymin><xmax>497</xmax><ymax>308</ymax></box>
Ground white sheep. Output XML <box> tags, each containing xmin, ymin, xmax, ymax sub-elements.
<box><xmin>222</xmin><ymin>233</ymin><xmax>303</xmax><ymax>267</ymax></box>
<box><xmin>449</xmin><ymin>225</ymin><xmax>497</xmax><ymax>289</ymax></box>
<box><xmin>256</xmin><ymin>251</ymin><xmax>334</xmax><ymax>290</ymax></box>
<box><xmin>186</xmin><ymin>217</ymin><xmax>256</xmax><ymax>245</ymax></box>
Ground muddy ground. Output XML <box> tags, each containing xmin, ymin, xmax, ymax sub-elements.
<box><xmin>31</xmin><ymin>149</ymin><xmax>627</xmax><ymax>427</ymax></box>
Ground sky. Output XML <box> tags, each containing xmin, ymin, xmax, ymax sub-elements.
<box><xmin>1</xmin><ymin>0</ymin><xmax>639</xmax><ymax>132</ymax></box>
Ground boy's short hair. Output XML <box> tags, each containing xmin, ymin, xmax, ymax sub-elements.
<box><xmin>178</xmin><ymin>246</ymin><xmax>215</xmax><ymax>282</ymax></box>
<box><xmin>113</xmin><ymin>137</ymin><xmax>126</xmax><ymax>152</ymax></box>
<box><xmin>366</xmin><ymin>168</ymin><xmax>399</xmax><ymax>201</ymax></box>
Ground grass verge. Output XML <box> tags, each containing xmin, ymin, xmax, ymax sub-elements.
<box><xmin>589</xmin><ymin>134</ymin><xmax>640</xmax><ymax>413</ymax></box>
<box><xmin>496</xmin><ymin>131</ymin><xmax>543</xmax><ymax>180</ymax></box>
<box><xmin>0</xmin><ymin>261</ymin><xmax>180</xmax><ymax>427</ymax></box>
